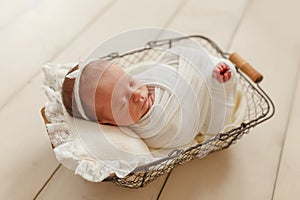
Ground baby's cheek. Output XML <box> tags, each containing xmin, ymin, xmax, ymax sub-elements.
<box><xmin>128</xmin><ymin>103</ymin><xmax>141</xmax><ymax>123</ymax></box>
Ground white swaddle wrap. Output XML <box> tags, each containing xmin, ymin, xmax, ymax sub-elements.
<box><xmin>127</xmin><ymin>46</ymin><xmax>237</xmax><ymax>149</ymax></box>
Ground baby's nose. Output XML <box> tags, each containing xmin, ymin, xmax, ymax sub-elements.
<box><xmin>131</xmin><ymin>89</ymin><xmax>146</xmax><ymax>103</ymax></box>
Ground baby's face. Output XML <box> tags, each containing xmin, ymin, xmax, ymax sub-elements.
<box><xmin>94</xmin><ymin>63</ymin><xmax>154</xmax><ymax>126</ymax></box>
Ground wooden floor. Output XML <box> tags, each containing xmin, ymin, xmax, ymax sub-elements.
<box><xmin>1</xmin><ymin>0</ymin><xmax>300</xmax><ymax>199</ymax></box>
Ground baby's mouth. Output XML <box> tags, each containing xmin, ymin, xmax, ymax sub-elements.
<box><xmin>142</xmin><ymin>94</ymin><xmax>154</xmax><ymax>112</ymax></box>
<box><xmin>141</xmin><ymin>96</ymin><xmax>149</xmax><ymax>111</ymax></box>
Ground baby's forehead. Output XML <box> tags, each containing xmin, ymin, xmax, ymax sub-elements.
<box><xmin>82</xmin><ymin>60</ymin><xmax>131</xmax><ymax>89</ymax></box>
<box><xmin>81</xmin><ymin>61</ymin><xmax>112</xmax><ymax>82</ymax></box>
<box><xmin>87</xmin><ymin>60</ymin><xmax>124</xmax><ymax>74</ymax></box>
<box><xmin>84</xmin><ymin>60</ymin><xmax>111</xmax><ymax>73</ymax></box>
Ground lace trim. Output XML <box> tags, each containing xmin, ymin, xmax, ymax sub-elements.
<box><xmin>42</xmin><ymin>63</ymin><xmax>155</xmax><ymax>182</ymax></box>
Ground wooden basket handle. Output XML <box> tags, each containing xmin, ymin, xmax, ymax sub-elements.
<box><xmin>229</xmin><ymin>53</ymin><xmax>263</xmax><ymax>83</ymax></box>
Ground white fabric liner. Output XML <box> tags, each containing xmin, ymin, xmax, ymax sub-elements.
<box><xmin>42</xmin><ymin>52</ymin><xmax>247</xmax><ymax>182</ymax></box>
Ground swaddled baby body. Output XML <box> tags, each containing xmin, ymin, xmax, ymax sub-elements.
<box><xmin>62</xmin><ymin>46</ymin><xmax>236</xmax><ymax>149</ymax></box>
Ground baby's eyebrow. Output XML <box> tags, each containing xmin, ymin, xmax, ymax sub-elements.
<box><xmin>120</xmin><ymin>102</ymin><xmax>126</xmax><ymax>110</ymax></box>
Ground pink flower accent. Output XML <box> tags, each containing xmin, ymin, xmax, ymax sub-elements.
<box><xmin>213</xmin><ymin>62</ymin><xmax>231</xmax><ymax>83</ymax></box>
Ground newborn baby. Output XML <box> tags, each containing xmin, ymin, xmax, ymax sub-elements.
<box><xmin>62</xmin><ymin>46</ymin><xmax>236</xmax><ymax>149</ymax></box>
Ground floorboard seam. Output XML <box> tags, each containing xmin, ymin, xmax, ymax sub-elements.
<box><xmin>162</xmin><ymin>0</ymin><xmax>190</xmax><ymax>28</ymax></box>
<box><xmin>0</xmin><ymin>0</ymin><xmax>43</xmax><ymax>30</ymax></box>
<box><xmin>271</xmin><ymin>59</ymin><xmax>300</xmax><ymax>200</ymax></box>
<box><xmin>33</xmin><ymin>164</ymin><xmax>62</xmax><ymax>200</ymax></box>
<box><xmin>0</xmin><ymin>0</ymin><xmax>118</xmax><ymax>112</ymax></box>
<box><xmin>156</xmin><ymin>172</ymin><xmax>172</xmax><ymax>200</ymax></box>
<box><xmin>227</xmin><ymin>0</ymin><xmax>252</xmax><ymax>51</ymax></box>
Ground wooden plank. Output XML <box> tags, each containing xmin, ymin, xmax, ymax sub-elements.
<box><xmin>36</xmin><ymin>167</ymin><xmax>168</xmax><ymax>200</ymax></box>
<box><xmin>0</xmin><ymin>0</ymin><xmax>43</xmax><ymax>29</ymax></box>
<box><xmin>0</xmin><ymin>74</ymin><xmax>59</xmax><ymax>200</ymax></box>
<box><xmin>159</xmin><ymin>0</ymin><xmax>300</xmax><ymax>199</ymax></box>
<box><xmin>273</xmin><ymin>76</ymin><xmax>300</xmax><ymax>199</ymax></box>
<box><xmin>166</xmin><ymin>0</ymin><xmax>249</xmax><ymax>48</ymax></box>
<box><xmin>53</xmin><ymin>0</ymin><xmax>188</xmax><ymax>63</ymax></box>
<box><xmin>0</xmin><ymin>0</ymin><xmax>114</xmax><ymax>108</ymax></box>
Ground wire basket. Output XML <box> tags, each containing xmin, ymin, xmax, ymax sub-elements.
<box><xmin>96</xmin><ymin>35</ymin><xmax>275</xmax><ymax>188</ymax></box>
<box><xmin>41</xmin><ymin>35</ymin><xmax>275</xmax><ymax>188</ymax></box>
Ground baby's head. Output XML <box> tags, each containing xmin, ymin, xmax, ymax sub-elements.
<box><xmin>62</xmin><ymin>60</ymin><xmax>154</xmax><ymax>126</ymax></box>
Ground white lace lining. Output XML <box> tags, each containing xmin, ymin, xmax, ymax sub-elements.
<box><xmin>42</xmin><ymin>62</ymin><xmax>157</xmax><ymax>182</ymax></box>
